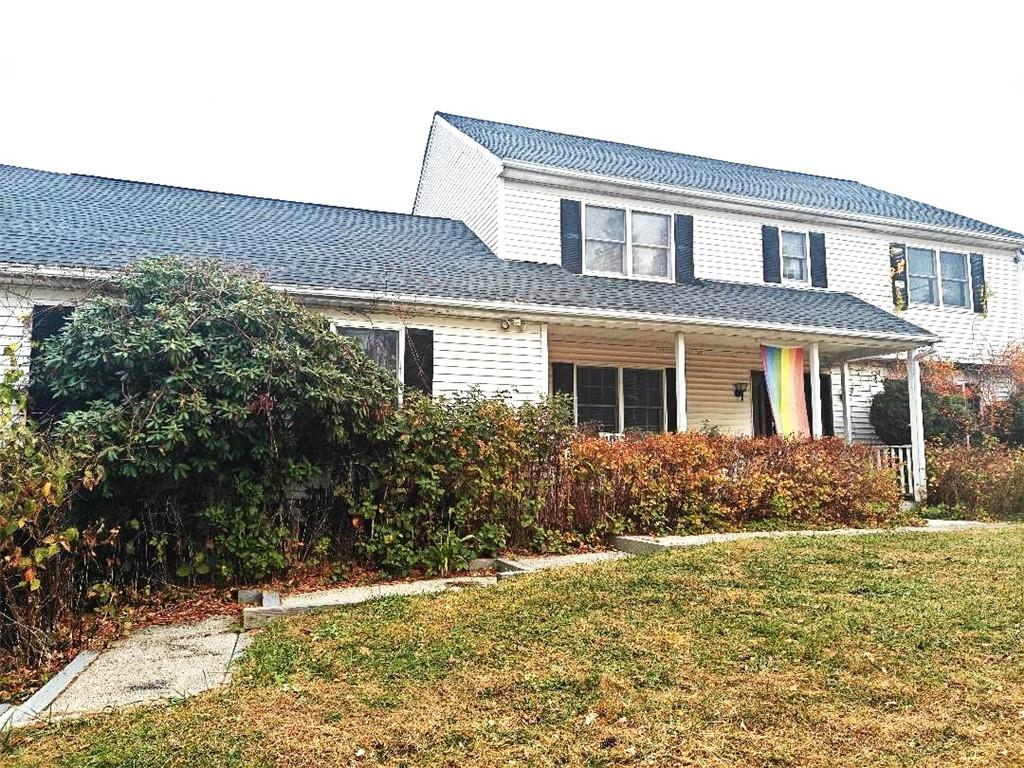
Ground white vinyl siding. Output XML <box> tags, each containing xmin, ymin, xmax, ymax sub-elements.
<box><xmin>831</xmin><ymin>361</ymin><xmax>888</xmax><ymax>443</ymax></box>
<box><xmin>327</xmin><ymin>311</ymin><xmax>546</xmax><ymax>404</ymax></box>
<box><xmin>413</xmin><ymin>115</ymin><xmax>501</xmax><ymax>253</ymax></box>
<box><xmin>0</xmin><ymin>286</ymin><xmax>84</xmax><ymax>383</ymax></box>
<box><xmin>499</xmin><ymin>178</ymin><xmax>1022</xmax><ymax>364</ymax></box>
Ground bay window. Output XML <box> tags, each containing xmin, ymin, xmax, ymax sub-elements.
<box><xmin>584</xmin><ymin>205</ymin><xmax>672</xmax><ymax>279</ymax></box>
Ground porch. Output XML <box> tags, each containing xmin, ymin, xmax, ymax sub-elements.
<box><xmin>543</xmin><ymin>322</ymin><xmax>929</xmax><ymax>500</ymax></box>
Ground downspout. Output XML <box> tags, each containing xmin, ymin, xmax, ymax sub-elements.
<box><xmin>1016</xmin><ymin>247</ymin><xmax>1024</xmax><ymax>338</ymax></box>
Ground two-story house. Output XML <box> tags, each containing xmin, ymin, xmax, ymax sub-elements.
<box><xmin>2</xmin><ymin>112</ymin><xmax>1022</xmax><ymax>501</ymax></box>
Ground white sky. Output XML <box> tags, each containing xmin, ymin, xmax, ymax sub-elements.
<box><xmin>2</xmin><ymin>2</ymin><xmax>1022</xmax><ymax>236</ymax></box>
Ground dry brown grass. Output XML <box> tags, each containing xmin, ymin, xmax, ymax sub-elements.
<box><xmin>5</xmin><ymin>527</ymin><xmax>1024</xmax><ymax>767</ymax></box>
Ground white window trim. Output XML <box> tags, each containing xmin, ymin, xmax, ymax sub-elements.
<box><xmin>904</xmin><ymin>244</ymin><xmax>974</xmax><ymax>311</ymax></box>
<box><xmin>330</xmin><ymin>319</ymin><xmax>407</xmax><ymax>401</ymax></box>
<box><xmin>779</xmin><ymin>229</ymin><xmax>810</xmax><ymax>285</ymax></box>
<box><xmin>582</xmin><ymin>204</ymin><xmax>675</xmax><ymax>283</ymax></box>
<box><xmin>565</xmin><ymin>362</ymin><xmax>669</xmax><ymax>434</ymax></box>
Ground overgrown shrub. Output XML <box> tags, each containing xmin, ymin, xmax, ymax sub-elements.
<box><xmin>556</xmin><ymin>433</ymin><xmax>905</xmax><ymax>537</ymax></box>
<box><xmin>25</xmin><ymin>256</ymin><xmax>914</xmax><ymax>592</ymax></box>
<box><xmin>356</xmin><ymin>391</ymin><xmax>574</xmax><ymax>574</ymax></box>
<box><xmin>38</xmin><ymin>257</ymin><xmax>396</xmax><ymax>583</ymax></box>
<box><xmin>349</xmin><ymin>402</ymin><xmax>907</xmax><ymax>575</ymax></box>
<box><xmin>0</xmin><ymin>346</ymin><xmax>103</xmax><ymax>663</ymax></box>
<box><xmin>927</xmin><ymin>443</ymin><xmax>1024</xmax><ymax>519</ymax></box>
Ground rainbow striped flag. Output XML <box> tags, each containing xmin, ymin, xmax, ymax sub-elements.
<box><xmin>760</xmin><ymin>345</ymin><xmax>810</xmax><ymax>438</ymax></box>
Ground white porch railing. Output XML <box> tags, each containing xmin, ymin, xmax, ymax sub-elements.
<box><xmin>872</xmin><ymin>445</ymin><xmax>914</xmax><ymax>499</ymax></box>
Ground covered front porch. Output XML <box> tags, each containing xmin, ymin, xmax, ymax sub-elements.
<box><xmin>543</xmin><ymin>321</ymin><xmax>931</xmax><ymax>500</ymax></box>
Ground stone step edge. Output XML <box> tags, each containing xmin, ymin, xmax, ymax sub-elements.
<box><xmin>1</xmin><ymin>650</ymin><xmax>100</xmax><ymax>731</ymax></box>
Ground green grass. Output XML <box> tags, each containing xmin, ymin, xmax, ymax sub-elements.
<box><xmin>6</xmin><ymin>528</ymin><xmax>1024</xmax><ymax>767</ymax></box>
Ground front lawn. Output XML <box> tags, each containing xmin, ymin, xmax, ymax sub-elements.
<box><xmin>6</xmin><ymin>528</ymin><xmax>1024</xmax><ymax>767</ymax></box>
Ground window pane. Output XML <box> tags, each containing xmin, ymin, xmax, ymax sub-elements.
<box><xmin>585</xmin><ymin>240</ymin><xmax>625</xmax><ymax>273</ymax></box>
<box><xmin>942</xmin><ymin>279</ymin><xmax>968</xmax><ymax>307</ymax></box>
<box><xmin>337</xmin><ymin>327</ymin><xmax>399</xmax><ymax>376</ymax></box>
<box><xmin>576</xmin><ymin>366</ymin><xmax>618</xmax><ymax>432</ymax></box>
<box><xmin>631</xmin><ymin>212</ymin><xmax>670</xmax><ymax>246</ymax></box>
<box><xmin>940</xmin><ymin>251</ymin><xmax>967</xmax><ymax>280</ymax></box>
<box><xmin>781</xmin><ymin>231</ymin><xmax>806</xmax><ymax>259</ymax></box>
<box><xmin>623</xmin><ymin>369</ymin><xmax>663</xmax><ymax>432</ymax></box>
<box><xmin>909</xmin><ymin>275</ymin><xmax>937</xmax><ymax>305</ymax></box>
<box><xmin>908</xmin><ymin>248</ymin><xmax>936</xmax><ymax>277</ymax></box>
<box><xmin>783</xmin><ymin>257</ymin><xmax>806</xmax><ymax>281</ymax></box>
<box><xmin>633</xmin><ymin>246</ymin><xmax>669</xmax><ymax>277</ymax></box>
<box><xmin>781</xmin><ymin>232</ymin><xmax>806</xmax><ymax>281</ymax></box>
<box><xmin>585</xmin><ymin>206</ymin><xmax>625</xmax><ymax>242</ymax></box>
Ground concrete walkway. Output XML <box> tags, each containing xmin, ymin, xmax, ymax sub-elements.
<box><xmin>29</xmin><ymin>616</ymin><xmax>248</xmax><ymax>725</ymax></box>
<box><xmin>6</xmin><ymin>518</ymin><xmax>1005</xmax><ymax>726</ymax></box>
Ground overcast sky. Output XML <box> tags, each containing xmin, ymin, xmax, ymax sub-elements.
<box><xmin>2</xmin><ymin>2</ymin><xmax>1021</xmax><ymax>236</ymax></box>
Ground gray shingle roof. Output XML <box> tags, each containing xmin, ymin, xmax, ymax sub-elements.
<box><xmin>440</xmin><ymin>113</ymin><xmax>1024</xmax><ymax>241</ymax></box>
<box><xmin>0</xmin><ymin>164</ymin><xmax>935</xmax><ymax>341</ymax></box>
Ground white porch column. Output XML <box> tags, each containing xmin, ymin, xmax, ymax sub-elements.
<box><xmin>907</xmin><ymin>348</ymin><xmax>928</xmax><ymax>502</ymax></box>
<box><xmin>840</xmin><ymin>361</ymin><xmax>854</xmax><ymax>445</ymax></box>
<box><xmin>675</xmin><ymin>332</ymin><xmax>687</xmax><ymax>432</ymax></box>
<box><xmin>538</xmin><ymin>322</ymin><xmax>549</xmax><ymax>396</ymax></box>
<box><xmin>809</xmin><ymin>342</ymin><xmax>822</xmax><ymax>439</ymax></box>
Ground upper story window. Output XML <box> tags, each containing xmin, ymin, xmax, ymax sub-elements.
<box><xmin>939</xmin><ymin>251</ymin><xmax>969</xmax><ymax>307</ymax></box>
<box><xmin>584</xmin><ymin>205</ymin><xmax>671</xmax><ymax>279</ymax></box>
<box><xmin>781</xmin><ymin>231</ymin><xmax>808</xmax><ymax>282</ymax></box>
<box><xmin>907</xmin><ymin>247</ymin><xmax>969</xmax><ymax>308</ymax></box>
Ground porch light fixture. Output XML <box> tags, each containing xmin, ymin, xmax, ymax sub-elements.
<box><xmin>733</xmin><ymin>382</ymin><xmax>748</xmax><ymax>401</ymax></box>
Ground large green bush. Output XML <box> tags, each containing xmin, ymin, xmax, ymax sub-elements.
<box><xmin>38</xmin><ymin>257</ymin><xmax>396</xmax><ymax>582</ymax></box>
<box><xmin>869</xmin><ymin>378</ymin><xmax>975</xmax><ymax>445</ymax></box>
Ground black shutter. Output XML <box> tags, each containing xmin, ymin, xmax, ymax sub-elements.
<box><xmin>889</xmin><ymin>243</ymin><xmax>908</xmax><ymax>310</ymax></box>
<box><xmin>762</xmin><ymin>225</ymin><xmax>781</xmax><ymax>283</ymax></box>
<box><xmin>809</xmin><ymin>231</ymin><xmax>828</xmax><ymax>288</ymax></box>
<box><xmin>559</xmin><ymin>199</ymin><xmax>583</xmax><ymax>274</ymax></box>
<box><xmin>970</xmin><ymin>253</ymin><xmax>986</xmax><ymax>314</ymax></box>
<box><xmin>551</xmin><ymin>362</ymin><xmax>574</xmax><ymax>398</ymax></box>
<box><xmin>673</xmin><ymin>214</ymin><xmax>695</xmax><ymax>284</ymax></box>
<box><xmin>803</xmin><ymin>373</ymin><xmax>835</xmax><ymax>437</ymax></box>
<box><xmin>665</xmin><ymin>368</ymin><xmax>677</xmax><ymax>432</ymax></box>
<box><xmin>403</xmin><ymin>328</ymin><xmax>433</xmax><ymax>396</ymax></box>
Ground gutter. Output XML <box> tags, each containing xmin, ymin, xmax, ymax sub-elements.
<box><xmin>272</xmin><ymin>282</ymin><xmax>940</xmax><ymax>347</ymax></box>
<box><xmin>0</xmin><ymin>263</ymin><xmax>939</xmax><ymax>348</ymax></box>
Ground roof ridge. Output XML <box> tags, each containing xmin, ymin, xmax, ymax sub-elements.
<box><xmin>437</xmin><ymin>112</ymin><xmax>861</xmax><ymax>186</ymax></box>
<box><xmin>0</xmin><ymin>162</ymin><xmax>466</xmax><ymax>227</ymax></box>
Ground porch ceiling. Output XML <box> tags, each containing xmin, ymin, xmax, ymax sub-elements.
<box><xmin>546</xmin><ymin>321</ymin><xmax>921</xmax><ymax>364</ymax></box>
